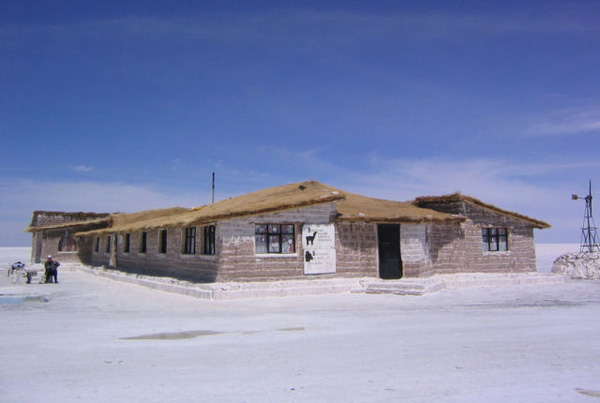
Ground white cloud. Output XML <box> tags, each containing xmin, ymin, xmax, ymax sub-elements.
<box><xmin>72</xmin><ymin>165</ymin><xmax>94</xmax><ymax>172</ymax></box>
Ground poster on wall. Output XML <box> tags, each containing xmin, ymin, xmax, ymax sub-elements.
<box><xmin>302</xmin><ymin>224</ymin><xmax>336</xmax><ymax>275</ymax></box>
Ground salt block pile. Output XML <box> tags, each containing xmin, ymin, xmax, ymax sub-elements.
<box><xmin>551</xmin><ymin>252</ymin><xmax>600</xmax><ymax>279</ymax></box>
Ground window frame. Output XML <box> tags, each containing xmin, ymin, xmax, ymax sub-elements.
<box><xmin>203</xmin><ymin>225</ymin><xmax>216</xmax><ymax>255</ymax></box>
<box><xmin>123</xmin><ymin>233</ymin><xmax>131</xmax><ymax>253</ymax></box>
<box><xmin>255</xmin><ymin>223</ymin><xmax>296</xmax><ymax>254</ymax></box>
<box><xmin>183</xmin><ymin>227</ymin><xmax>197</xmax><ymax>255</ymax></box>
<box><xmin>139</xmin><ymin>231</ymin><xmax>147</xmax><ymax>254</ymax></box>
<box><xmin>58</xmin><ymin>236</ymin><xmax>77</xmax><ymax>252</ymax></box>
<box><xmin>95</xmin><ymin>237</ymin><xmax>100</xmax><ymax>253</ymax></box>
<box><xmin>159</xmin><ymin>229</ymin><xmax>168</xmax><ymax>254</ymax></box>
<box><xmin>105</xmin><ymin>235</ymin><xmax>111</xmax><ymax>253</ymax></box>
<box><xmin>482</xmin><ymin>227</ymin><xmax>509</xmax><ymax>252</ymax></box>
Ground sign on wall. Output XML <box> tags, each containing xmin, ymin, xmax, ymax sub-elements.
<box><xmin>302</xmin><ymin>224</ymin><xmax>336</xmax><ymax>275</ymax></box>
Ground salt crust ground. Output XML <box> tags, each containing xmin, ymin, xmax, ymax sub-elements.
<box><xmin>2</xmin><ymin>244</ymin><xmax>576</xmax><ymax>300</ymax></box>
<box><xmin>2</xmin><ymin>245</ymin><xmax>599</xmax><ymax>402</ymax></box>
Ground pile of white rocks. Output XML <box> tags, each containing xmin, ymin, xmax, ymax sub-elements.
<box><xmin>551</xmin><ymin>252</ymin><xmax>600</xmax><ymax>279</ymax></box>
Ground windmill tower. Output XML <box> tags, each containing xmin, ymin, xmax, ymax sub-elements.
<box><xmin>572</xmin><ymin>180</ymin><xmax>600</xmax><ymax>253</ymax></box>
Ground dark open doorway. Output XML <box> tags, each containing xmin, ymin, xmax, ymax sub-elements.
<box><xmin>378</xmin><ymin>224</ymin><xmax>403</xmax><ymax>279</ymax></box>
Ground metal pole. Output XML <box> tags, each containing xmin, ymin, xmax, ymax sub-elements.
<box><xmin>587</xmin><ymin>180</ymin><xmax>592</xmax><ymax>252</ymax></box>
<box><xmin>212</xmin><ymin>172</ymin><xmax>215</xmax><ymax>204</ymax></box>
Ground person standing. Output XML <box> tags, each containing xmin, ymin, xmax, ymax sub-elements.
<box><xmin>44</xmin><ymin>255</ymin><xmax>60</xmax><ymax>283</ymax></box>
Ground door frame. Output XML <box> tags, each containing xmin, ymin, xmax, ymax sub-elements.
<box><xmin>377</xmin><ymin>224</ymin><xmax>403</xmax><ymax>279</ymax></box>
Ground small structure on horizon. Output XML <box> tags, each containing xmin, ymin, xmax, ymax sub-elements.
<box><xmin>572</xmin><ymin>180</ymin><xmax>600</xmax><ymax>253</ymax></box>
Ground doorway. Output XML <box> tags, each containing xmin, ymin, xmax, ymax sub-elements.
<box><xmin>378</xmin><ymin>224</ymin><xmax>402</xmax><ymax>279</ymax></box>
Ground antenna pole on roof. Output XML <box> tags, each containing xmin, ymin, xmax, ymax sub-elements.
<box><xmin>212</xmin><ymin>172</ymin><xmax>215</xmax><ymax>204</ymax></box>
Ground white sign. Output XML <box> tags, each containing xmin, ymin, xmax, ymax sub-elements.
<box><xmin>302</xmin><ymin>224</ymin><xmax>336</xmax><ymax>275</ymax></box>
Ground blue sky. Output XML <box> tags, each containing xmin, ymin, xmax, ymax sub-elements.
<box><xmin>1</xmin><ymin>0</ymin><xmax>599</xmax><ymax>246</ymax></box>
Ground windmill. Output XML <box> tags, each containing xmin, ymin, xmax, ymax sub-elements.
<box><xmin>572</xmin><ymin>180</ymin><xmax>600</xmax><ymax>253</ymax></box>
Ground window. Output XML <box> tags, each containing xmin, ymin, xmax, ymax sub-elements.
<box><xmin>203</xmin><ymin>225</ymin><xmax>216</xmax><ymax>255</ymax></box>
<box><xmin>124</xmin><ymin>233</ymin><xmax>131</xmax><ymax>253</ymax></box>
<box><xmin>255</xmin><ymin>224</ymin><xmax>295</xmax><ymax>254</ymax></box>
<box><xmin>58</xmin><ymin>236</ymin><xmax>77</xmax><ymax>252</ymax></box>
<box><xmin>140</xmin><ymin>232</ymin><xmax>147</xmax><ymax>253</ymax></box>
<box><xmin>159</xmin><ymin>229</ymin><xmax>168</xmax><ymax>254</ymax></box>
<box><xmin>482</xmin><ymin>227</ymin><xmax>508</xmax><ymax>252</ymax></box>
<box><xmin>106</xmin><ymin>235</ymin><xmax>111</xmax><ymax>253</ymax></box>
<box><xmin>95</xmin><ymin>237</ymin><xmax>100</xmax><ymax>253</ymax></box>
<box><xmin>183</xmin><ymin>227</ymin><xmax>196</xmax><ymax>255</ymax></box>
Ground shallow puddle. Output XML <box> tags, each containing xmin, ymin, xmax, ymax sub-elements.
<box><xmin>576</xmin><ymin>388</ymin><xmax>600</xmax><ymax>398</ymax></box>
<box><xmin>277</xmin><ymin>327</ymin><xmax>305</xmax><ymax>332</ymax></box>
<box><xmin>120</xmin><ymin>330</ymin><xmax>222</xmax><ymax>340</ymax></box>
<box><xmin>122</xmin><ymin>326</ymin><xmax>305</xmax><ymax>340</ymax></box>
<box><xmin>0</xmin><ymin>294</ymin><xmax>48</xmax><ymax>304</ymax></box>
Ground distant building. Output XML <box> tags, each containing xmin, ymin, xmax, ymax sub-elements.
<box><xmin>27</xmin><ymin>180</ymin><xmax>550</xmax><ymax>282</ymax></box>
<box><xmin>28</xmin><ymin>211</ymin><xmax>110</xmax><ymax>264</ymax></box>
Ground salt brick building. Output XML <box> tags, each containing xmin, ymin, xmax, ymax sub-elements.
<box><xmin>27</xmin><ymin>181</ymin><xmax>550</xmax><ymax>282</ymax></box>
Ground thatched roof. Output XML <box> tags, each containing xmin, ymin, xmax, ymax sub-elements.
<box><xmin>26</xmin><ymin>211</ymin><xmax>111</xmax><ymax>233</ymax></box>
<box><xmin>185</xmin><ymin>180</ymin><xmax>345</xmax><ymax>225</ymax></box>
<box><xmin>98</xmin><ymin>207</ymin><xmax>190</xmax><ymax>234</ymax></box>
<box><xmin>336</xmin><ymin>192</ymin><xmax>464</xmax><ymax>223</ymax></box>
<box><xmin>77</xmin><ymin>181</ymin><xmax>346</xmax><ymax>236</ymax></box>
<box><xmin>25</xmin><ymin>217</ymin><xmax>110</xmax><ymax>233</ymax></box>
<box><xmin>414</xmin><ymin>193</ymin><xmax>551</xmax><ymax>229</ymax></box>
<box><xmin>75</xmin><ymin>181</ymin><xmax>465</xmax><ymax>236</ymax></box>
<box><xmin>67</xmin><ymin>181</ymin><xmax>548</xmax><ymax>236</ymax></box>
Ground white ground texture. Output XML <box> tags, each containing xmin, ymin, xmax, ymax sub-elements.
<box><xmin>2</xmin><ymin>244</ymin><xmax>599</xmax><ymax>402</ymax></box>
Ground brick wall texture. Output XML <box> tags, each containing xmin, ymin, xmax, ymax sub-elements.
<box><xmin>427</xmin><ymin>201</ymin><xmax>537</xmax><ymax>274</ymax></box>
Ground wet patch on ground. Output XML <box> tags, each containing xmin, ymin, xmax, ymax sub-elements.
<box><xmin>576</xmin><ymin>388</ymin><xmax>600</xmax><ymax>398</ymax></box>
<box><xmin>0</xmin><ymin>294</ymin><xmax>48</xmax><ymax>305</ymax></box>
<box><xmin>277</xmin><ymin>327</ymin><xmax>305</xmax><ymax>332</ymax></box>
<box><xmin>122</xmin><ymin>326</ymin><xmax>306</xmax><ymax>340</ymax></box>
<box><xmin>120</xmin><ymin>330</ymin><xmax>222</xmax><ymax>340</ymax></box>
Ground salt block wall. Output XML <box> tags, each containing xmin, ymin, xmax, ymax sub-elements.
<box><xmin>88</xmin><ymin>202</ymin><xmax>340</xmax><ymax>282</ymax></box>
<box><xmin>428</xmin><ymin>202</ymin><xmax>538</xmax><ymax>274</ymax></box>
<box><xmin>335</xmin><ymin>221</ymin><xmax>378</xmax><ymax>277</ymax></box>
<box><xmin>30</xmin><ymin>212</ymin><xmax>108</xmax><ymax>264</ymax></box>
<box><xmin>400</xmin><ymin>224</ymin><xmax>432</xmax><ymax>277</ymax></box>
<box><xmin>89</xmin><ymin>228</ymin><xmax>219</xmax><ymax>282</ymax></box>
<box><xmin>30</xmin><ymin>230</ymin><xmax>84</xmax><ymax>264</ymax></box>
<box><xmin>217</xmin><ymin>203</ymin><xmax>338</xmax><ymax>281</ymax></box>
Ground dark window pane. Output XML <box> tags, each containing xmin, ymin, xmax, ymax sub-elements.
<box><xmin>268</xmin><ymin>235</ymin><xmax>280</xmax><ymax>253</ymax></box>
<box><xmin>255</xmin><ymin>224</ymin><xmax>296</xmax><ymax>254</ymax></box>
<box><xmin>203</xmin><ymin>225</ymin><xmax>215</xmax><ymax>255</ymax></box>
<box><xmin>282</xmin><ymin>234</ymin><xmax>295</xmax><ymax>253</ymax></box>
<box><xmin>255</xmin><ymin>235</ymin><xmax>268</xmax><ymax>254</ymax></box>
<box><xmin>499</xmin><ymin>238</ymin><xmax>508</xmax><ymax>251</ymax></box>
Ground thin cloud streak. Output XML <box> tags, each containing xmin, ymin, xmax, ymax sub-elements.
<box><xmin>2</xmin><ymin>5</ymin><xmax>596</xmax><ymax>52</ymax></box>
<box><xmin>528</xmin><ymin>106</ymin><xmax>600</xmax><ymax>136</ymax></box>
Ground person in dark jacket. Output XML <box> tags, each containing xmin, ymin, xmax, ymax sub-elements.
<box><xmin>44</xmin><ymin>255</ymin><xmax>60</xmax><ymax>283</ymax></box>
